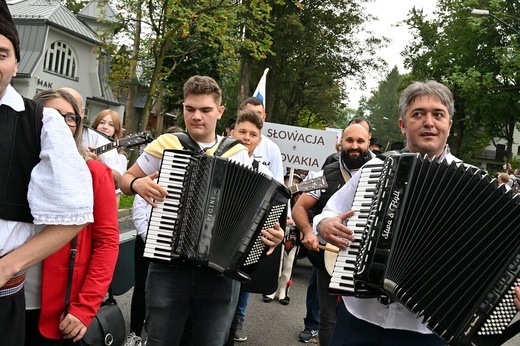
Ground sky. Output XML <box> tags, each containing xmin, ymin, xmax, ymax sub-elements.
<box><xmin>346</xmin><ymin>0</ymin><xmax>438</xmax><ymax>108</ymax></box>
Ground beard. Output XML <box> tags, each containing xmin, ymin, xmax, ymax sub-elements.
<box><xmin>341</xmin><ymin>149</ymin><xmax>368</xmax><ymax>170</ymax></box>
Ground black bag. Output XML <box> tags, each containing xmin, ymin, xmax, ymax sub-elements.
<box><xmin>79</xmin><ymin>296</ymin><xmax>126</xmax><ymax>346</ymax></box>
<box><xmin>65</xmin><ymin>237</ymin><xmax>126</xmax><ymax>346</ymax></box>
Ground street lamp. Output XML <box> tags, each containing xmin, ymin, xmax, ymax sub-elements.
<box><xmin>469</xmin><ymin>8</ymin><xmax>520</xmax><ymax>37</ymax></box>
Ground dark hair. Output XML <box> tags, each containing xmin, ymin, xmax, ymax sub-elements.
<box><xmin>399</xmin><ymin>80</ymin><xmax>455</xmax><ymax>120</ymax></box>
<box><xmin>348</xmin><ymin>117</ymin><xmax>372</xmax><ymax>134</ymax></box>
<box><xmin>0</xmin><ymin>0</ymin><xmax>20</xmax><ymax>62</ymax></box>
<box><xmin>239</xmin><ymin>96</ymin><xmax>264</xmax><ymax>111</ymax></box>
<box><xmin>236</xmin><ymin>109</ymin><xmax>263</xmax><ymax>131</ymax></box>
<box><xmin>165</xmin><ymin>125</ymin><xmax>183</xmax><ymax>134</ymax></box>
<box><xmin>183</xmin><ymin>76</ymin><xmax>222</xmax><ymax>105</ymax></box>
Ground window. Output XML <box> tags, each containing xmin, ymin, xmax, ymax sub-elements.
<box><xmin>495</xmin><ymin>144</ymin><xmax>506</xmax><ymax>161</ymax></box>
<box><xmin>43</xmin><ymin>41</ymin><xmax>78</xmax><ymax>80</ymax></box>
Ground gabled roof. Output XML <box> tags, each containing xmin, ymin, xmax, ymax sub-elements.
<box><xmin>78</xmin><ymin>0</ymin><xmax>117</xmax><ymax>24</ymax></box>
<box><xmin>8</xmin><ymin>0</ymin><xmax>100</xmax><ymax>44</ymax></box>
<box><xmin>15</xmin><ymin>23</ymin><xmax>47</xmax><ymax>77</ymax></box>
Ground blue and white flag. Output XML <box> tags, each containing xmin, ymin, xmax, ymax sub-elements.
<box><xmin>253</xmin><ymin>68</ymin><xmax>269</xmax><ymax>106</ymax></box>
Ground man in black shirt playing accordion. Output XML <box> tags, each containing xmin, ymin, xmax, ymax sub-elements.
<box><xmin>314</xmin><ymin>80</ymin><xmax>520</xmax><ymax>345</ymax></box>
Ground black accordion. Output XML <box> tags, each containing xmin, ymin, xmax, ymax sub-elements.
<box><xmin>330</xmin><ymin>153</ymin><xmax>520</xmax><ymax>345</ymax></box>
<box><xmin>143</xmin><ymin>149</ymin><xmax>290</xmax><ymax>282</ymax></box>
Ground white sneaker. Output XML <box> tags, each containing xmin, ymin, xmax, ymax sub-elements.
<box><xmin>124</xmin><ymin>332</ymin><xmax>143</xmax><ymax>346</ymax></box>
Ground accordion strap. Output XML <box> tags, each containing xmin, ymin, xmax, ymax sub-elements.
<box><xmin>213</xmin><ymin>137</ymin><xmax>242</xmax><ymax>157</ymax></box>
<box><xmin>172</xmin><ymin>132</ymin><xmax>203</xmax><ymax>153</ymax></box>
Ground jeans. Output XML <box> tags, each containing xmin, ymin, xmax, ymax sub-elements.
<box><xmin>330</xmin><ymin>303</ymin><xmax>446</xmax><ymax>346</ymax></box>
<box><xmin>303</xmin><ymin>266</ymin><xmax>320</xmax><ymax>330</ymax></box>
<box><xmin>235</xmin><ymin>291</ymin><xmax>250</xmax><ymax>320</ymax></box>
<box><xmin>145</xmin><ymin>262</ymin><xmax>240</xmax><ymax>346</ymax></box>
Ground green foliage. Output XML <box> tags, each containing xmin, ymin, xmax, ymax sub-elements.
<box><xmin>119</xmin><ymin>194</ymin><xmax>134</xmax><ymax>209</ymax></box>
<box><xmin>356</xmin><ymin>66</ymin><xmax>404</xmax><ymax>147</ymax></box>
<box><xmin>254</xmin><ymin>0</ymin><xmax>386</xmax><ymax>129</ymax></box>
<box><xmin>99</xmin><ymin>0</ymin><xmax>384</xmax><ymax>135</ymax></box>
<box><xmin>402</xmin><ymin>0</ymin><xmax>520</xmax><ymax>162</ymax></box>
<box><xmin>61</xmin><ymin>0</ymin><xmax>88</xmax><ymax>14</ymax></box>
<box><xmin>100</xmin><ymin>0</ymin><xmax>282</xmax><ymax>133</ymax></box>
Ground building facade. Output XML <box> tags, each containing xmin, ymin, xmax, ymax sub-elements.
<box><xmin>7</xmin><ymin>0</ymin><xmax>124</xmax><ymax>123</ymax></box>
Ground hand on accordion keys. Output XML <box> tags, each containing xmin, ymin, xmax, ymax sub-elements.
<box><xmin>129</xmin><ymin>171</ymin><xmax>168</xmax><ymax>207</ymax></box>
<box><xmin>316</xmin><ymin>211</ymin><xmax>355</xmax><ymax>251</ymax></box>
<box><xmin>261</xmin><ymin>222</ymin><xmax>284</xmax><ymax>255</ymax></box>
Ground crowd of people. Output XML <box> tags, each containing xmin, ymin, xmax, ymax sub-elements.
<box><xmin>2</xmin><ymin>1</ymin><xmax>520</xmax><ymax>346</ymax></box>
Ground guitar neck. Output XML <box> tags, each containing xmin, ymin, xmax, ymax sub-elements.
<box><xmin>94</xmin><ymin>140</ymin><xmax>119</xmax><ymax>156</ymax></box>
<box><xmin>288</xmin><ymin>176</ymin><xmax>327</xmax><ymax>195</ymax></box>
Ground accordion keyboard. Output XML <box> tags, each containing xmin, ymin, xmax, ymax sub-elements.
<box><xmin>144</xmin><ymin>151</ymin><xmax>195</xmax><ymax>261</ymax></box>
<box><xmin>329</xmin><ymin>161</ymin><xmax>384</xmax><ymax>295</ymax></box>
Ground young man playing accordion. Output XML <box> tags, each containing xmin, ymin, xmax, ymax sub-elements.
<box><xmin>121</xmin><ymin>75</ymin><xmax>284</xmax><ymax>346</ymax></box>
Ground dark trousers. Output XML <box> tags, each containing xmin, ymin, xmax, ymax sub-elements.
<box><xmin>130</xmin><ymin>236</ymin><xmax>150</xmax><ymax>336</ymax></box>
<box><xmin>304</xmin><ymin>266</ymin><xmax>320</xmax><ymax>330</ymax></box>
<box><xmin>330</xmin><ymin>303</ymin><xmax>446</xmax><ymax>346</ymax></box>
<box><xmin>25</xmin><ymin>309</ymin><xmax>76</xmax><ymax>345</ymax></box>
<box><xmin>1</xmin><ymin>289</ymin><xmax>26</xmax><ymax>346</ymax></box>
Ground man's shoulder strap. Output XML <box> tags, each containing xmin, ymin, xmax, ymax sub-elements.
<box><xmin>205</xmin><ymin>137</ymin><xmax>246</xmax><ymax>158</ymax></box>
<box><xmin>145</xmin><ymin>131</ymin><xmax>201</xmax><ymax>158</ymax></box>
<box><xmin>214</xmin><ymin>137</ymin><xmax>243</xmax><ymax>157</ymax></box>
<box><xmin>172</xmin><ymin>132</ymin><xmax>202</xmax><ymax>152</ymax></box>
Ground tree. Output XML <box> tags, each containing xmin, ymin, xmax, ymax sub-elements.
<box><xmin>402</xmin><ymin>0</ymin><xmax>520</xmax><ymax>162</ymax></box>
<box><xmin>242</xmin><ymin>0</ymin><xmax>387</xmax><ymax>129</ymax></box>
<box><xmin>105</xmin><ymin>1</ymin><xmax>285</xmax><ymax>133</ymax></box>
<box><xmin>357</xmin><ymin>66</ymin><xmax>404</xmax><ymax>149</ymax></box>
<box><xmin>62</xmin><ymin>0</ymin><xmax>88</xmax><ymax>14</ymax></box>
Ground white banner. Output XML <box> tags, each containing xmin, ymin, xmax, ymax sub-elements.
<box><xmin>262</xmin><ymin>122</ymin><xmax>337</xmax><ymax>171</ymax></box>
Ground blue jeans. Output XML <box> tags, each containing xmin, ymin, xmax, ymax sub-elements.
<box><xmin>145</xmin><ymin>262</ymin><xmax>240</xmax><ymax>346</ymax></box>
<box><xmin>235</xmin><ymin>291</ymin><xmax>250</xmax><ymax>320</ymax></box>
<box><xmin>304</xmin><ymin>266</ymin><xmax>320</xmax><ymax>330</ymax></box>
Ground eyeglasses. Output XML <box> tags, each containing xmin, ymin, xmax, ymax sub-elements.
<box><xmin>61</xmin><ymin>113</ymin><xmax>81</xmax><ymax>127</ymax></box>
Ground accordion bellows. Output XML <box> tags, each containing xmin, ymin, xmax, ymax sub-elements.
<box><xmin>330</xmin><ymin>153</ymin><xmax>520</xmax><ymax>345</ymax></box>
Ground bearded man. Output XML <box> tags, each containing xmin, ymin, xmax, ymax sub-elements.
<box><xmin>292</xmin><ymin>123</ymin><xmax>374</xmax><ymax>346</ymax></box>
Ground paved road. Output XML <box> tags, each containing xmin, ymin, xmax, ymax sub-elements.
<box><xmin>116</xmin><ymin>214</ymin><xmax>520</xmax><ymax>346</ymax></box>
<box><xmin>116</xmin><ymin>214</ymin><xmax>317</xmax><ymax>345</ymax></box>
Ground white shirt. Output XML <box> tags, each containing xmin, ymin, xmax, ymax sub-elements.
<box><xmin>133</xmin><ymin>194</ymin><xmax>151</xmax><ymax>241</ymax></box>
<box><xmin>82</xmin><ymin>127</ymin><xmax>125</xmax><ymax>175</ymax></box>
<box><xmin>116</xmin><ymin>153</ymin><xmax>128</xmax><ymax>195</ymax></box>
<box><xmin>313</xmin><ymin>152</ymin><xmax>463</xmax><ymax>334</ymax></box>
<box><xmin>253</xmin><ymin>136</ymin><xmax>284</xmax><ymax>183</ymax></box>
<box><xmin>0</xmin><ymin>85</ymin><xmax>93</xmax><ymax>256</ymax></box>
<box><xmin>251</xmin><ymin>156</ymin><xmax>272</xmax><ymax>178</ymax></box>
